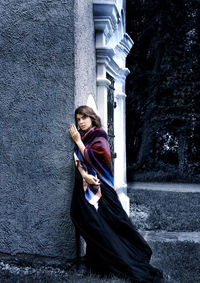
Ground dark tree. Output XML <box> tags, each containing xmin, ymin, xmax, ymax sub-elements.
<box><xmin>126</xmin><ymin>0</ymin><xmax>200</xmax><ymax>182</ymax></box>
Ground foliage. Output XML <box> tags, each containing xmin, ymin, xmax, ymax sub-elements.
<box><xmin>126</xmin><ymin>0</ymin><xmax>200</xmax><ymax>182</ymax></box>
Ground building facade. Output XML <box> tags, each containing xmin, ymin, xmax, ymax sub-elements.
<box><xmin>0</xmin><ymin>0</ymin><xmax>132</xmax><ymax>263</ymax></box>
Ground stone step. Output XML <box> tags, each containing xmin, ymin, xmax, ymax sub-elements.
<box><xmin>127</xmin><ymin>183</ymin><xmax>200</xmax><ymax>282</ymax></box>
<box><xmin>141</xmin><ymin>231</ymin><xmax>200</xmax><ymax>283</ymax></box>
<box><xmin>128</xmin><ymin>182</ymin><xmax>200</xmax><ymax>232</ymax></box>
<box><xmin>128</xmin><ymin>182</ymin><xmax>200</xmax><ymax>192</ymax></box>
<box><xmin>142</xmin><ymin>231</ymin><xmax>200</xmax><ymax>243</ymax></box>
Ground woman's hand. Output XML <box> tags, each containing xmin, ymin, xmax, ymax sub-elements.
<box><xmin>84</xmin><ymin>173</ymin><xmax>100</xmax><ymax>186</ymax></box>
<box><xmin>69</xmin><ymin>124</ymin><xmax>86</xmax><ymax>156</ymax></box>
<box><xmin>69</xmin><ymin>124</ymin><xmax>81</xmax><ymax>143</ymax></box>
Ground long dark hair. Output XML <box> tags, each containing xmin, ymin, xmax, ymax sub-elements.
<box><xmin>75</xmin><ymin>105</ymin><xmax>102</xmax><ymax>128</ymax></box>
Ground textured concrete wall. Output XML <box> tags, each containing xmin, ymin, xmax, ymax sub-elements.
<box><xmin>0</xmin><ymin>0</ymin><xmax>75</xmax><ymax>259</ymax></box>
<box><xmin>74</xmin><ymin>0</ymin><xmax>97</xmax><ymax>107</ymax></box>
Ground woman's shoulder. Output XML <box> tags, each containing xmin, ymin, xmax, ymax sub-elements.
<box><xmin>94</xmin><ymin>128</ymin><xmax>108</xmax><ymax>139</ymax></box>
<box><xmin>82</xmin><ymin>127</ymin><xmax>108</xmax><ymax>142</ymax></box>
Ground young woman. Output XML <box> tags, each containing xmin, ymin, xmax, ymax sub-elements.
<box><xmin>69</xmin><ymin>105</ymin><xmax>163</xmax><ymax>283</ymax></box>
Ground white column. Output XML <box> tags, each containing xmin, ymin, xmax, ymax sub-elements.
<box><xmin>96</xmin><ymin>81</ymin><xmax>109</xmax><ymax>132</ymax></box>
<box><xmin>93</xmin><ymin>0</ymin><xmax>133</xmax><ymax>216</ymax></box>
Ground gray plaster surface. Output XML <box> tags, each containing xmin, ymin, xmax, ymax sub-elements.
<box><xmin>0</xmin><ymin>0</ymin><xmax>75</xmax><ymax>258</ymax></box>
<box><xmin>74</xmin><ymin>0</ymin><xmax>96</xmax><ymax>107</ymax></box>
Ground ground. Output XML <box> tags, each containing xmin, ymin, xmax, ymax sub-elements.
<box><xmin>0</xmin><ymin>182</ymin><xmax>200</xmax><ymax>283</ymax></box>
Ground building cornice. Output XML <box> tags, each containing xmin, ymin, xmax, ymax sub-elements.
<box><xmin>96</xmin><ymin>47</ymin><xmax>130</xmax><ymax>81</ymax></box>
<box><xmin>93</xmin><ymin>0</ymin><xmax>120</xmax><ymax>45</ymax></box>
<box><xmin>117</xmin><ymin>33</ymin><xmax>134</xmax><ymax>56</ymax></box>
<box><xmin>93</xmin><ymin>0</ymin><xmax>120</xmax><ymax>22</ymax></box>
<box><xmin>96</xmin><ymin>78</ymin><xmax>111</xmax><ymax>87</ymax></box>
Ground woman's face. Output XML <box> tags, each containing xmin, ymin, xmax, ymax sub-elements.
<box><xmin>76</xmin><ymin>114</ymin><xmax>93</xmax><ymax>131</ymax></box>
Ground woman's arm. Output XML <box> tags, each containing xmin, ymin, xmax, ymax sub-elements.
<box><xmin>69</xmin><ymin>124</ymin><xmax>100</xmax><ymax>186</ymax></box>
<box><xmin>77</xmin><ymin>163</ymin><xmax>100</xmax><ymax>185</ymax></box>
<box><xmin>69</xmin><ymin>124</ymin><xmax>85</xmax><ymax>157</ymax></box>
<box><xmin>76</xmin><ymin>140</ymin><xmax>85</xmax><ymax>158</ymax></box>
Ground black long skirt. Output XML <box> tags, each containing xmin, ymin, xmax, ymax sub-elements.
<box><xmin>70</xmin><ymin>170</ymin><xmax>163</xmax><ymax>282</ymax></box>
